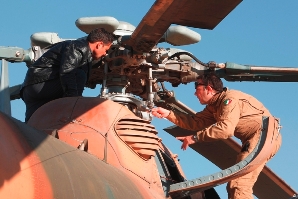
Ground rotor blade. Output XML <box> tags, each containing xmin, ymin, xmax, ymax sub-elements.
<box><xmin>169</xmin><ymin>0</ymin><xmax>242</xmax><ymax>29</ymax></box>
<box><xmin>216</xmin><ymin>62</ymin><xmax>298</xmax><ymax>82</ymax></box>
<box><xmin>124</xmin><ymin>0</ymin><xmax>242</xmax><ymax>53</ymax></box>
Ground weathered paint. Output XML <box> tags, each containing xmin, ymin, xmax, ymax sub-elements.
<box><xmin>0</xmin><ymin>112</ymin><xmax>53</xmax><ymax>199</ymax></box>
<box><xmin>0</xmin><ymin>111</ymin><xmax>156</xmax><ymax>198</ymax></box>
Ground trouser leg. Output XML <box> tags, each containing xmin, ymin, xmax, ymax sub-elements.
<box><xmin>227</xmin><ymin>119</ymin><xmax>282</xmax><ymax>199</ymax></box>
<box><xmin>22</xmin><ymin>79</ymin><xmax>63</xmax><ymax>122</ymax></box>
<box><xmin>227</xmin><ymin>132</ymin><xmax>261</xmax><ymax>199</ymax></box>
<box><xmin>227</xmin><ymin>160</ymin><xmax>266</xmax><ymax>199</ymax></box>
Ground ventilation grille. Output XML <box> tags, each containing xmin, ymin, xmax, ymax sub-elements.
<box><xmin>115</xmin><ymin>118</ymin><xmax>159</xmax><ymax>159</ymax></box>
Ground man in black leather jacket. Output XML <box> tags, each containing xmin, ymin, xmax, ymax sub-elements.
<box><xmin>21</xmin><ymin>28</ymin><xmax>114</xmax><ymax>122</ymax></box>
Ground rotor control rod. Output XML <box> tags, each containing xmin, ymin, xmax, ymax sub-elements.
<box><xmin>147</xmin><ymin>67</ymin><xmax>155</xmax><ymax>109</ymax></box>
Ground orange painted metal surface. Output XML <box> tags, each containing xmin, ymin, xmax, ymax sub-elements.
<box><xmin>29</xmin><ymin>98</ymin><xmax>163</xmax><ymax>184</ymax></box>
<box><xmin>0</xmin><ymin>112</ymin><xmax>53</xmax><ymax>199</ymax></box>
<box><xmin>0</xmin><ymin>111</ymin><xmax>171</xmax><ymax>199</ymax></box>
<box><xmin>0</xmin><ymin>111</ymin><xmax>162</xmax><ymax>199</ymax></box>
<box><xmin>26</xmin><ymin>97</ymin><xmax>190</xmax><ymax>199</ymax></box>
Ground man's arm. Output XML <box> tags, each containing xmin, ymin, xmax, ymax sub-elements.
<box><xmin>166</xmin><ymin>107</ymin><xmax>216</xmax><ymax>131</ymax></box>
<box><xmin>151</xmin><ymin>106</ymin><xmax>215</xmax><ymax>131</ymax></box>
<box><xmin>177</xmin><ymin>97</ymin><xmax>240</xmax><ymax>150</ymax></box>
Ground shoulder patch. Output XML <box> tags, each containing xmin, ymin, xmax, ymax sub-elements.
<box><xmin>223</xmin><ymin>99</ymin><xmax>232</xmax><ymax>105</ymax></box>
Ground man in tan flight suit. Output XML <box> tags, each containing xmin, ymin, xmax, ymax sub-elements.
<box><xmin>151</xmin><ymin>74</ymin><xmax>282</xmax><ymax>199</ymax></box>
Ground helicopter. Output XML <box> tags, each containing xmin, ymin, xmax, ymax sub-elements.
<box><xmin>0</xmin><ymin>0</ymin><xmax>298</xmax><ymax>198</ymax></box>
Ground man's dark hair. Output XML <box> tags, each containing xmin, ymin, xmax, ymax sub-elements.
<box><xmin>87</xmin><ymin>28</ymin><xmax>115</xmax><ymax>44</ymax></box>
<box><xmin>196</xmin><ymin>74</ymin><xmax>223</xmax><ymax>92</ymax></box>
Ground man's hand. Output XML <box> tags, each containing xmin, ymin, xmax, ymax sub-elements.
<box><xmin>176</xmin><ymin>135</ymin><xmax>196</xmax><ymax>150</ymax></box>
<box><xmin>151</xmin><ymin>107</ymin><xmax>170</xmax><ymax>118</ymax></box>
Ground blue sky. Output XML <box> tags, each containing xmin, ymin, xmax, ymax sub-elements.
<box><xmin>1</xmin><ymin>1</ymin><xmax>298</xmax><ymax>198</ymax></box>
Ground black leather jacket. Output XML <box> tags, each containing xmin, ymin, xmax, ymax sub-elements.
<box><xmin>22</xmin><ymin>39</ymin><xmax>93</xmax><ymax>96</ymax></box>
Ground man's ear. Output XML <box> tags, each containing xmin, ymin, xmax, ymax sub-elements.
<box><xmin>206</xmin><ymin>85</ymin><xmax>213</xmax><ymax>94</ymax></box>
<box><xmin>97</xmin><ymin>41</ymin><xmax>104</xmax><ymax>48</ymax></box>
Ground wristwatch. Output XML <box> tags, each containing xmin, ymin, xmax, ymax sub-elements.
<box><xmin>192</xmin><ymin>134</ymin><xmax>198</xmax><ymax>142</ymax></box>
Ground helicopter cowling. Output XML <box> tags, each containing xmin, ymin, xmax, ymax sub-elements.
<box><xmin>24</xmin><ymin>96</ymin><xmax>202</xmax><ymax>198</ymax></box>
<box><xmin>27</xmin><ymin>97</ymin><xmax>161</xmax><ymax>161</ymax></box>
<box><xmin>0</xmin><ymin>111</ymin><xmax>162</xmax><ymax>199</ymax></box>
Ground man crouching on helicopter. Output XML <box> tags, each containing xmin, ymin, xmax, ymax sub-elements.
<box><xmin>151</xmin><ymin>74</ymin><xmax>281</xmax><ymax>199</ymax></box>
<box><xmin>21</xmin><ymin>28</ymin><xmax>114</xmax><ymax>122</ymax></box>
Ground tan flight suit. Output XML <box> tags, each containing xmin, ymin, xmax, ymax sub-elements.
<box><xmin>166</xmin><ymin>89</ymin><xmax>282</xmax><ymax>199</ymax></box>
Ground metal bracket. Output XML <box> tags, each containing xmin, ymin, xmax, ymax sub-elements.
<box><xmin>78</xmin><ymin>139</ymin><xmax>88</xmax><ymax>152</ymax></box>
<box><xmin>0</xmin><ymin>59</ymin><xmax>11</xmax><ymax>115</ymax></box>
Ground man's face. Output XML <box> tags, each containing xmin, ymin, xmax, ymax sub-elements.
<box><xmin>194</xmin><ymin>80</ymin><xmax>211</xmax><ymax>105</ymax></box>
<box><xmin>92</xmin><ymin>42</ymin><xmax>112</xmax><ymax>60</ymax></box>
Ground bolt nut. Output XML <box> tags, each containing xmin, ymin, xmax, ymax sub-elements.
<box><xmin>15</xmin><ymin>51</ymin><xmax>21</xmax><ymax>57</ymax></box>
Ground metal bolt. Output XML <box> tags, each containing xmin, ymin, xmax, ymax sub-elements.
<box><xmin>15</xmin><ymin>51</ymin><xmax>20</xmax><ymax>57</ymax></box>
<box><xmin>172</xmin><ymin>154</ymin><xmax>178</xmax><ymax>158</ymax></box>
